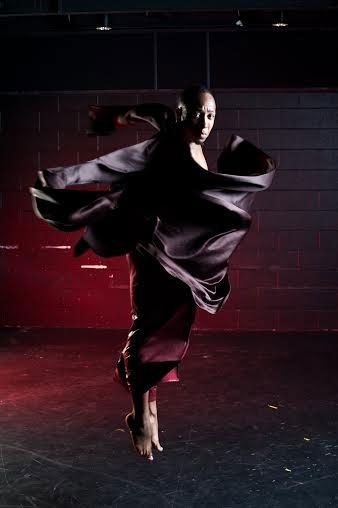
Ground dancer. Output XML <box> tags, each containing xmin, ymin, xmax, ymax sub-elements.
<box><xmin>30</xmin><ymin>85</ymin><xmax>276</xmax><ymax>461</ymax></box>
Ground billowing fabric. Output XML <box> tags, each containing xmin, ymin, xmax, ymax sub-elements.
<box><xmin>29</xmin><ymin>103</ymin><xmax>277</xmax><ymax>315</ymax></box>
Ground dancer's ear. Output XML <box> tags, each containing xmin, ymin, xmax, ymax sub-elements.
<box><xmin>176</xmin><ymin>105</ymin><xmax>187</xmax><ymax>122</ymax></box>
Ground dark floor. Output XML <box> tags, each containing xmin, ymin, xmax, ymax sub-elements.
<box><xmin>0</xmin><ymin>328</ymin><xmax>338</xmax><ymax>508</ymax></box>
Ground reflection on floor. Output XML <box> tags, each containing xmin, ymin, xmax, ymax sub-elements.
<box><xmin>0</xmin><ymin>327</ymin><xmax>338</xmax><ymax>508</ymax></box>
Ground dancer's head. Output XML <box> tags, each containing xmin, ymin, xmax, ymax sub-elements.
<box><xmin>176</xmin><ymin>85</ymin><xmax>216</xmax><ymax>144</ymax></box>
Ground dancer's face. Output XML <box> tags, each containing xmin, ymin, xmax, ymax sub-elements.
<box><xmin>181</xmin><ymin>92</ymin><xmax>216</xmax><ymax>145</ymax></box>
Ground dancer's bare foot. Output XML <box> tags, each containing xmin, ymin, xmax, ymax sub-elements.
<box><xmin>125</xmin><ymin>412</ymin><xmax>153</xmax><ymax>461</ymax></box>
<box><xmin>149</xmin><ymin>400</ymin><xmax>163</xmax><ymax>452</ymax></box>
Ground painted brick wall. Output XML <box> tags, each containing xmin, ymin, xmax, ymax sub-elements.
<box><xmin>0</xmin><ymin>90</ymin><xmax>337</xmax><ymax>330</ymax></box>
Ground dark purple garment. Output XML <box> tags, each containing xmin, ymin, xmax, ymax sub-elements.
<box><xmin>29</xmin><ymin>103</ymin><xmax>276</xmax><ymax>397</ymax></box>
<box><xmin>30</xmin><ymin>117</ymin><xmax>276</xmax><ymax>314</ymax></box>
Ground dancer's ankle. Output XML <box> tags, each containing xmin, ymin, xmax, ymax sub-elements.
<box><xmin>130</xmin><ymin>388</ymin><xmax>150</xmax><ymax>424</ymax></box>
<box><xmin>132</xmin><ymin>404</ymin><xmax>150</xmax><ymax>424</ymax></box>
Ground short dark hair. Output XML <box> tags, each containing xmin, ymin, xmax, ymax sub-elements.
<box><xmin>177</xmin><ymin>84</ymin><xmax>214</xmax><ymax>120</ymax></box>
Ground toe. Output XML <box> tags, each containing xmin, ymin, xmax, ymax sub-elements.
<box><xmin>153</xmin><ymin>441</ymin><xmax>163</xmax><ymax>451</ymax></box>
<box><xmin>146</xmin><ymin>444</ymin><xmax>153</xmax><ymax>460</ymax></box>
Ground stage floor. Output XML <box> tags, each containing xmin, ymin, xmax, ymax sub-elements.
<box><xmin>1</xmin><ymin>327</ymin><xmax>337</xmax><ymax>508</ymax></box>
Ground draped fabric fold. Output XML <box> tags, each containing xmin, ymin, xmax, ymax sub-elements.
<box><xmin>29</xmin><ymin>103</ymin><xmax>277</xmax><ymax>315</ymax></box>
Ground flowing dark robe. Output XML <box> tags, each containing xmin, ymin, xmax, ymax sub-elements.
<box><xmin>29</xmin><ymin>103</ymin><xmax>277</xmax><ymax>397</ymax></box>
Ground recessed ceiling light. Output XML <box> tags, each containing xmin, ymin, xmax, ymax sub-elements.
<box><xmin>236</xmin><ymin>9</ymin><xmax>244</xmax><ymax>27</ymax></box>
<box><xmin>272</xmin><ymin>11</ymin><xmax>288</xmax><ymax>28</ymax></box>
<box><xmin>96</xmin><ymin>14</ymin><xmax>112</xmax><ymax>31</ymax></box>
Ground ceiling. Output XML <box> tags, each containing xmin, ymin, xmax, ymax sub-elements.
<box><xmin>1</xmin><ymin>0</ymin><xmax>338</xmax><ymax>12</ymax></box>
<box><xmin>0</xmin><ymin>0</ymin><xmax>337</xmax><ymax>35</ymax></box>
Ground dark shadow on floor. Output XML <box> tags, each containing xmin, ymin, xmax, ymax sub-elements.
<box><xmin>0</xmin><ymin>327</ymin><xmax>338</xmax><ymax>508</ymax></box>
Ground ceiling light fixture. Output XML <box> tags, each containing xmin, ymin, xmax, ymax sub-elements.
<box><xmin>96</xmin><ymin>13</ymin><xmax>112</xmax><ymax>31</ymax></box>
<box><xmin>235</xmin><ymin>9</ymin><xmax>244</xmax><ymax>27</ymax></box>
<box><xmin>272</xmin><ymin>11</ymin><xmax>288</xmax><ymax>28</ymax></box>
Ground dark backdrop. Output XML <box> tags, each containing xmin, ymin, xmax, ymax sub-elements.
<box><xmin>0</xmin><ymin>6</ymin><xmax>337</xmax><ymax>330</ymax></box>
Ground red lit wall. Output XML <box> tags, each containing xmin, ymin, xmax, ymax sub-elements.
<box><xmin>1</xmin><ymin>90</ymin><xmax>337</xmax><ymax>330</ymax></box>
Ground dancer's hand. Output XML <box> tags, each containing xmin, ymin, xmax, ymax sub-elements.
<box><xmin>37</xmin><ymin>170</ymin><xmax>49</xmax><ymax>187</ymax></box>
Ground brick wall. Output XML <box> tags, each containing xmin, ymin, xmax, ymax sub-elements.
<box><xmin>0</xmin><ymin>90</ymin><xmax>337</xmax><ymax>330</ymax></box>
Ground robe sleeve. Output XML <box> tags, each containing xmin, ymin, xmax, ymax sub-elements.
<box><xmin>36</xmin><ymin>137</ymin><xmax>159</xmax><ymax>189</ymax></box>
<box><xmin>217</xmin><ymin>133</ymin><xmax>276</xmax><ymax>176</ymax></box>
<box><xmin>29</xmin><ymin>134</ymin><xmax>161</xmax><ymax>224</ymax></box>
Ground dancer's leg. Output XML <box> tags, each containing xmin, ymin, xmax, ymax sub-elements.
<box><xmin>125</xmin><ymin>385</ymin><xmax>162</xmax><ymax>459</ymax></box>
<box><xmin>148</xmin><ymin>395</ymin><xmax>163</xmax><ymax>452</ymax></box>
<box><xmin>148</xmin><ymin>385</ymin><xmax>157</xmax><ymax>402</ymax></box>
<box><xmin>125</xmin><ymin>387</ymin><xmax>154</xmax><ymax>461</ymax></box>
<box><xmin>116</xmin><ymin>247</ymin><xmax>196</xmax><ymax>459</ymax></box>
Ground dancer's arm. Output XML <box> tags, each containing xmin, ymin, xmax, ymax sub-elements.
<box><xmin>87</xmin><ymin>103</ymin><xmax>176</xmax><ymax>136</ymax></box>
<box><xmin>36</xmin><ymin>103</ymin><xmax>174</xmax><ymax>190</ymax></box>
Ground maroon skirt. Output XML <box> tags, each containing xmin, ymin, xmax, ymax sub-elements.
<box><xmin>113</xmin><ymin>247</ymin><xmax>196</xmax><ymax>401</ymax></box>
